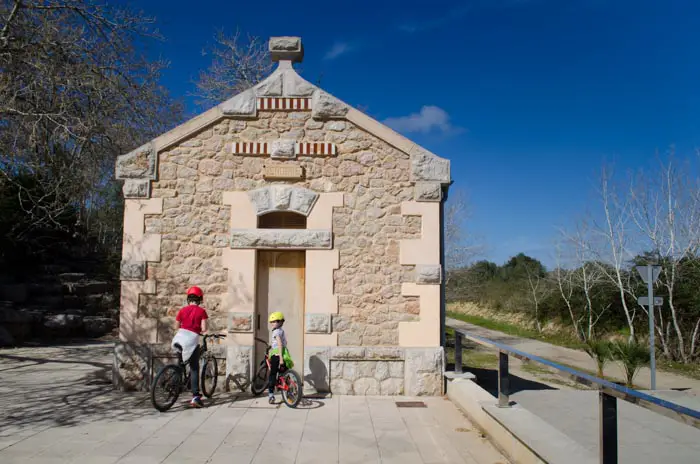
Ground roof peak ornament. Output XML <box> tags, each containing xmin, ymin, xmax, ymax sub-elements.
<box><xmin>269</xmin><ymin>36</ymin><xmax>303</xmax><ymax>64</ymax></box>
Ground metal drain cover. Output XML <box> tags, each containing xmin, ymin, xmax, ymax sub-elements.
<box><xmin>395</xmin><ymin>401</ymin><xmax>426</xmax><ymax>408</ymax></box>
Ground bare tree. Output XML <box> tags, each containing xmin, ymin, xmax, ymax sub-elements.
<box><xmin>444</xmin><ymin>188</ymin><xmax>483</xmax><ymax>284</ymax></box>
<box><xmin>628</xmin><ymin>155</ymin><xmax>700</xmax><ymax>361</ymax></box>
<box><xmin>193</xmin><ymin>29</ymin><xmax>274</xmax><ymax>108</ymax></box>
<box><xmin>525</xmin><ymin>265</ymin><xmax>552</xmax><ymax>333</ymax></box>
<box><xmin>0</xmin><ymin>0</ymin><xmax>184</xmax><ymax>245</ymax></box>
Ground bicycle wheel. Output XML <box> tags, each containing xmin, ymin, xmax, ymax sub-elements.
<box><xmin>151</xmin><ymin>364</ymin><xmax>182</xmax><ymax>412</ymax></box>
<box><xmin>201</xmin><ymin>356</ymin><xmax>218</xmax><ymax>398</ymax></box>
<box><xmin>281</xmin><ymin>369</ymin><xmax>302</xmax><ymax>408</ymax></box>
<box><xmin>251</xmin><ymin>362</ymin><xmax>269</xmax><ymax>396</ymax></box>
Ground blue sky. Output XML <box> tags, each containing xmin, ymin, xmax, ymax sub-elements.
<box><xmin>134</xmin><ymin>0</ymin><xmax>700</xmax><ymax>268</ymax></box>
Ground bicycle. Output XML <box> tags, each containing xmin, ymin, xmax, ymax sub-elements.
<box><xmin>250</xmin><ymin>336</ymin><xmax>303</xmax><ymax>408</ymax></box>
<box><xmin>150</xmin><ymin>333</ymin><xmax>226</xmax><ymax>412</ymax></box>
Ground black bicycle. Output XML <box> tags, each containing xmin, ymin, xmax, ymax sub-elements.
<box><xmin>150</xmin><ymin>333</ymin><xmax>226</xmax><ymax>412</ymax></box>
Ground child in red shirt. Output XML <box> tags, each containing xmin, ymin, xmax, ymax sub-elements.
<box><xmin>173</xmin><ymin>286</ymin><xmax>208</xmax><ymax>407</ymax></box>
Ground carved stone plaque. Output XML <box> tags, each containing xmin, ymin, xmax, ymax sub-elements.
<box><xmin>263</xmin><ymin>164</ymin><xmax>304</xmax><ymax>180</ymax></box>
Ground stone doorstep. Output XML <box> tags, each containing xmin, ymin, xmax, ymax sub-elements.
<box><xmin>482</xmin><ymin>403</ymin><xmax>597</xmax><ymax>464</ymax></box>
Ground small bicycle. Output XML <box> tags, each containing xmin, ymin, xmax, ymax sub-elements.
<box><xmin>150</xmin><ymin>333</ymin><xmax>226</xmax><ymax>412</ymax></box>
<box><xmin>250</xmin><ymin>336</ymin><xmax>303</xmax><ymax>408</ymax></box>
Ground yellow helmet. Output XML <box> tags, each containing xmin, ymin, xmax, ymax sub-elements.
<box><xmin>269</xmin><ymin>311</ymin><xmax>285</xmax><ymax>322</ymax></box>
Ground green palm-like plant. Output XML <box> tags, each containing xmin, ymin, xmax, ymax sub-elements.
<box><xmin>584</xmin><ymin>339</ymin><xmax>613</xmax><ymax>378</ymax></box>
<box><xmin>611</xmin><ymin>340</ymin><xmax>650</xmax><ymax>388</ymax></box>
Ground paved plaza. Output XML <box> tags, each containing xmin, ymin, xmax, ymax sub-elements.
<box><xmin>0</xmin><ymin>343</ymin><xmax>507</xmax><ymax>464</ymax></box>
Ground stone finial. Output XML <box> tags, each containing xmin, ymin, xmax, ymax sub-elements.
<box><xmin>269</xmin><ymin>36</ymin><xmax>304</xmax><ymax>63</ymax></box>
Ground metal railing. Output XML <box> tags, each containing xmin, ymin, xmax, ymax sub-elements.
<box><xmin>446</xmin><ymin>318</ymin><xmax>700</xmax><ymax>464</ymax></box>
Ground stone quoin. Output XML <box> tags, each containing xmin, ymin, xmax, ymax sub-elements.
<box><xmin>114</xmin><ymin>36</ymin><xmax>451</xmax><ymax>396</ymax></box>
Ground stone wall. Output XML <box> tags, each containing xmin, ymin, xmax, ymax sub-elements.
<box><xmin>140</xmin><ymin>111</ymin><xmax>422</xmax><ymax>346</ymax></box>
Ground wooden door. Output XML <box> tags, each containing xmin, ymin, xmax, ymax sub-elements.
<box><xmin>255</xmin><ymin>251</ymin><xmax>305</xmax><ymax>375</ymax></box>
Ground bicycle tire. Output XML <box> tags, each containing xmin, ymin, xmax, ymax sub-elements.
<box><xmin>251</xmin><ymin>362</ymin><xmax>269</xmax><ymax>396</ymax></box>
<box><xmin>281</xmin><ymin>369</ymin><xmax>303</xmax><ymax>408</ymax></box>
<box><xmin>201</xmin><ymin>356</ymin><xmax>218</xmax><ymax>398</ymax></box>
<box><xmin>151</xmin><ymin>364</ymin><xmax>182</xmax><ymax>412</ymax></box>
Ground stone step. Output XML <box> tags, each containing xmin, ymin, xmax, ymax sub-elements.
<box><xmin>58</xmin><ymin>272</ymin><xmax>87</xmax><ymax>283</ymax></box>
<box><xmin>26</xmin><ymin>283</ymin><xmax>63</xmax><ymax>296</ymax></box>
<box><xmin>26</xmin><ymin>295</ymin><xmax>64</xmax><ymax>309</ymax></box>
<box><xmin>62</xmin><ymin>281</ymin><xmax>111</xmax><ymax>296</ymax></box>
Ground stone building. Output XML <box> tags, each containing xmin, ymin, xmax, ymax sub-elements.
<box><xmin>114</xmin><ymin>36</ymin><xmax>451</xmax><ymax>396</ymax></box>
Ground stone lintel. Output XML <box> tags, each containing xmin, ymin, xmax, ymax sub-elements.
<box><xmin>230</xmin><ymin>229</ymin><xmax>332</xmax><ymax>249</ymax></box>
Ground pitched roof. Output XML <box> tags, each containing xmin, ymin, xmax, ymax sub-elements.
<box><xmin>116</xmin><ymin>36</ymin><xmax>450</xmax><ymax>187</ymax></box>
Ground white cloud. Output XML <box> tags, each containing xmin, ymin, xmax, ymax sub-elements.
<box><xmin>383</xmin><ymin>105</ymin><xmax>463</xmax><ymax>135</ymax></box>
<box><xmin>324</xmin><ymin>42</ymin><xmax>354</xmax><ymax>60</ymax></box>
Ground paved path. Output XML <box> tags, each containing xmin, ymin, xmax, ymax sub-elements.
<box><xmin>448</xmin><ymin>318</ymin><xmax>700</xmax><ymax>392</ymax></box>
<box><xmin>0</xmin><ymin>343</ymin><xmax>507</xmax><ymax>464</ymax></box>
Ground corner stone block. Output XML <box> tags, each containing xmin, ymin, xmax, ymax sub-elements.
<box><xmin>304</xmin><ymin>346</ymin><xmax>330</xmax><ymax>394</ymax></box>
<box><xmin>120</xmin><ymin>261</ymin><xmax>146</xmax><ymax>281</ymax></box>
<box><xmin>228</xmin><ymin>313</ymin><xmax>254</xmax><ymax>333</ymax></box>
<box><xmin>410</xmin><ymin>147</ymin><xmax>450</xmax><ymax>184</ymax></box>
<box><xmin>116</xmin><ymin>143</ymin><xmax>157</xmax><ymax>180</ymax></box>
<box><xmin>219</xmin><ymin>89</ymin><xmax>257</xmax><ymax>118</ymax></box>
<box><xmin>414</xmin><ymin>182</ymin><xmax>442</xmax><ymax>202</ymax></box>
<box><xmin>226</xmin><ymin>345</ymin><xmax>253</xmax><ymax>392</ymax></box>
<box><xmin>416</xmin><ymin>264</ymin><xmax>442</xmax><ymax>284</ymax></box>
<box><xmin>311</xmin><ymin>90</ymin><xmax>349</xmax><ymax>120</ymax></box>
<box><xmin>270</xmin><ymin>139</ymin><xmax>296</xmax><ymax>159</ymax></box>
<box><xmin>305</xmin><ymin>313</ymin><xmax>331</xmax><ymax>334</ymax></box>
<box><xmin>404</xmin><ymin>347</ymin><xmax>444</xmax><ymax>396</ymax></box>
<box><xmin>122</xmin><ymin>179</ymin><xmax>151</xmax><ymax>199</ymax></box>
<box><xmin>113</xmin><ymin>342</ymin><xmax>150</xmax><ymax>391</ymax></box>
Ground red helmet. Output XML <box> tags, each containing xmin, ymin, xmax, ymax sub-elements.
<box><xmin>186</xmin><ymin>286</ymin><xmax>203</xmax><ymax>298</ymax></box>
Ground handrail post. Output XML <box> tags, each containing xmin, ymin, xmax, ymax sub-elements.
<box><xmin>454</xmin><ymin>332</ymin><xmax>463</xmax><ymax>373</ymax></box>
<box><xmin>498</xmin><ymin>351</ymin><xmax>510</xmax><ymax>408</ymax></box>
<box><xmin>599</xmin><ymin>391</ymin><xmax>618</xmax><ymax>464</ymax></box>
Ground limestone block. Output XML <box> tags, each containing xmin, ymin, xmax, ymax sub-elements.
<box><xmin>228</xmin><ymin>312</ymin><xmax>253</xmax><ymax>333</ymax></box>
<box><xmin>353</xmin><ymin>377</ymin><xmax>380</xmax><ymax>395</ymax></box>
<box><xmin>120</xmin><ymin>261</ymin><xmax>146</xmax><ymax>281</ymax></box>
<box><xmin>230</xmin><ymin>229</ymin><xmax>332</xmax><ymax>249</ymax></box>
<box><xmin>414</xmin><ymin>182</ymin><xmax>442</xmax><ymax>202</ymax></box>
<box><xmin>113</xmin><ymin>342</ymin><xmax>150</xmax><ymax>392</ymax></box>
<box><xmin>116</xmin><ymin>143</ymin><xmax>156</xmax><ymax>180</ymax></box>
<box><xmin>269</xmin><ymin>36</ymin><xmax>303</xmax><ymax>62</ymax></box>
<box><xmin>305</xmin><ymin>313</ymin><xmax>331</xmax><ymax>334</ymax></box>
<box><xmin>284</xmin><ymin>71</ymin><xmax>316</xmax><ymax>96</ymax></box>
<box><xmin>226</xmin><ymin>345</ymin><xmax>253</xmax><ymax>392</ymax></box>
<box><xmin>364</xmin><ymin>347</ymin><xmax>404</xmax><ymax>360</ymax></box>
<box><xmin>219</xmin><ymin>89</ymin><xmax>257</xmax><ymax>117</ymax></box>
<box><xmin>123</xmin><ymin>179</ymin><xmax>151</xmax><ymax>198</ymax></box>
<box><xmin>380</xmin><ymin>378</ymin><xmax>404</xmax><ymax>395</ymax></box>
<box><xmin>410</xmin><ymin>147</ymin><xmax>450</xmax><ymax>184</ymax></box>
<box><xmin>404</xmin><ymin>347</ymin><xmax>444</xmax><ymax>396</ymax></box>
<box><xmin>254</xmin><ymin>72</ymin><xmax>283</xmax><ymax>96</ymax></box>
<box><xmin>330</xmin><ymin>347</ymin><xmax>366</xmax><ymax>360</ymax></box>
<box><xmin>416</xmin><ymin>264</ymin><xmax>443</xmax><ymax>284</ymax></box>
<box><xmin>270</xmin><ymin>139</ymin><xmax>296</xmax><ymax>159</ymax></box>
<box><xmin>248</xmin><ymin>185</ymin><xmax>318</xmax><ymax>216</ymax></box>
<box><xmin>311</xmin><ymin>90</ymin><xmax>349</xmax><ymax>120</ymax></box>
<box><xmin>304</xmin><ymin>346</ymin><xmax>330</xmax><ymax>394</ymax></box>
<box><xmin>330</xmin><ymin>378</ymin><xmax>353</xmax><ymax>395</ymax></box>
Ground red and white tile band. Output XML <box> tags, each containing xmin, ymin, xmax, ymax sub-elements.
<box><xmin>296</xmin><ymin>142</ymin><xmax>337</xmax><ymax>156</ymax></box>
<box><xmin>257</xmin><ymin>98</ymin><xmax>311</xmax><ymax>111</ymax></box>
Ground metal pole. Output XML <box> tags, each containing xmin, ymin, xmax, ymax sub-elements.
<box><xmin>498</xmin><ymin>351</ymin><xmax>510</xmax><ymax>408</ymax></box>
<box><xmin>647</xmin><ymin>265</ymin><xmax>656</xmax><ymax>390</ymax></box>
<box><xmin>599</xmin><ymin>391</ymin><xmax>618</xmax><ymax>464</ymax></box>
<box><xmin>454</xmin><ymin>333</ymin><xmax>463</xmax><ymax>374</ymax></box>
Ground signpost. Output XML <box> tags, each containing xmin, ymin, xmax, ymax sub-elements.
<box><xmin>636</xmin><ymin>264</ymin><xmax>662</xmax><ymax>390</ymax></box>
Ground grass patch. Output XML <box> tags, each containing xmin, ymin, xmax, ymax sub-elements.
<box><xmin>520</xmin><ymin>361</ymin><xmax>552</xmax><ymax>376</ymax></box>
<box><xmin>447</xmin><ymin>310</ymin><xmax>585</xmax><ymax>350</ymax></box>
<box><xmin>445</xmin><ymin>345</ymin><xmax>498</xmax><ymax>369</ymax></box>
<box><xmin>657</xmin><ymin>359</ymin><xmax>700</xmax><ymax>381</ymax></box>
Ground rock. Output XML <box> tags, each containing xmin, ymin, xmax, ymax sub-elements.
<box><xmin>415</xmin><ymin>265</ymin><xmax>442</xmax><ymax>284</ymax></box>
<box><xmin>44</xmin><ymin>314</ymin><xmax>83</xmax><ymax>335</ymax></box>
<box><xmin>63</xmin><ymin>281</ymin><xmax>110</xmax><ymax>296</ymax></box>
<box><xmin>353</xmin><ymin>377</ymin><xmax>380</xmax><ymax>395</ymax></box>
<box><xmin>414</xmin><ymin>182</ymin><xmax>442</xmax><ymax>202</ymax></box>
<box><xmin>0</xmin><ymin>326</ymin><xmax>14</xmax><ymax>347</ymax></box>
<box><xmin>220</xmin><ymin>89</ymin><xmax>257</xmax><ymax>117</ymax></box>
<box><xmin>311</xmin><ymin>90</ymin><xmax>349</xmax><ymax>120</ymax></box>
<box><xmin>229</xmin><ymin>313</ymin><xmax>253</xmax><ymax>332</ymax></box>
<box><xmin>123</xmin><ymin>179</ymin><xmax>150</xmax><ymax>198</ymax></box>
<box><xmin>305</xmin><ymin>313</ymin><xmax>330</xmax><ymax>334</ymax></box>
<box><xmin>58</xmin><ymin>273</ymin><xmax>87</xmax><ymax>283</ymax></box>
<box><xmin>0</xmin><ymin>284</ymin><xmax>27</xmax><ymax>303</ymax></box>
<box><xmin>115</xmin><ymin>143</ymin><xmax>156</xmax><ymax>179</ymax></box>
<box><xmin>83</xmin><ymin>316</ymin><xmax>115</xmax><ymax>337</ymax></box>
<box><xmin>270</xmin><ymin>139</ymin><xmax>295</xmax><ymax>159</ymax></box>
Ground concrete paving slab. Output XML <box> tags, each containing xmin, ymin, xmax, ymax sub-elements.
<box><xmin>0</xmin><ymin>342</ymin><xmax>506</xmax><ymax>464</ymax></box>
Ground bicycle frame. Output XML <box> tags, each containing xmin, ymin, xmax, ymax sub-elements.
<box><xmin>255</xmin><ymin>337</ymin><xmax>291</xmax><ymax>391</ymax></box>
